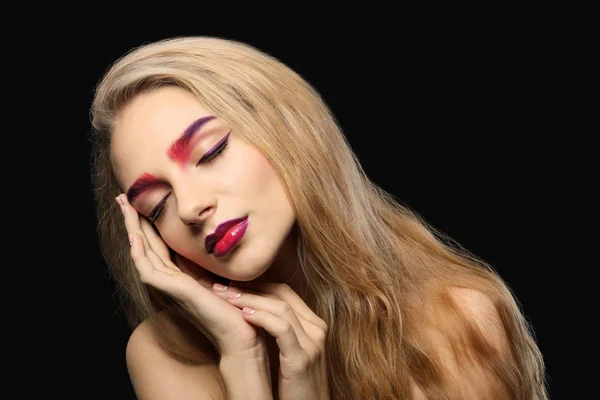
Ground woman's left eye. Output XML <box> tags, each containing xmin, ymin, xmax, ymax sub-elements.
<box><xmin>198</xmin><ymin>131</ymin><xmax>231</xmax><ymax>165</ymax></box>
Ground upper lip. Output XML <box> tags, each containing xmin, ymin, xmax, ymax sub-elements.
<box><xmin>205</xmin><ymin>216</ymin><xmax>248</xmax><ymax>254</ymax></box>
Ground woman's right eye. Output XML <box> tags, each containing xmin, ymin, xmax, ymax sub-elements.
<box><xmin>148</xmin><ymin>193</ymin><xmax>170</xmax><ymax>223</ymax></box>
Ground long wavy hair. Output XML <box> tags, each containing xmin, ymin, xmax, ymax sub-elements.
<box><xmin>89</xmin><ymin>36</ymin><xmax>547</xmax><ymax>399</ymax></box>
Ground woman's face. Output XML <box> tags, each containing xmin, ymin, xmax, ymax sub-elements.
<box><xmin>111</xmin><ymin>86</ymin><xmax>296</xmax><ymax>281</ymax></box>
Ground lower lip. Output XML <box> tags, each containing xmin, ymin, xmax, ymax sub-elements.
<box><xmin>213</xmin><ymin>218</ymin><xmax>249</xmax><ymax>257</ymax></box>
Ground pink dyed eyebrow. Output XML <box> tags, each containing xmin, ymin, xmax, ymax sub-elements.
<box><xmin>126</xmin><ymin>173</ymin><xmax>161</xmax><ymax>203</ymax></box>
<box><xmin>166</xmin><ymin>115</ymin><xmax>216</xmax><ymax>163</ymax></box>
<box><xmin>126</xmin><ymin>115</ymin><xmax>216</xmax><ymax>203</ymax></box>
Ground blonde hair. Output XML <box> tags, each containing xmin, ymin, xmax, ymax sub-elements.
<box><xmin>89</xmin><ymin>36</ymin><xmax>547</xmax><ymax>399</ymax></box>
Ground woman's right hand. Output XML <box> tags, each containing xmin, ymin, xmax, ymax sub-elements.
<box><xmin>115</xmin><ymin>194</ymin><xmax>266</xmax><ymax>360</ymax></box>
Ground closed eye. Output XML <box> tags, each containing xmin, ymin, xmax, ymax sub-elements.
<box><xmin>149</xmin><ymin>131</ymin><xmax>231</xmax><ymax>223</ymax></box>
<box><xmin>198</xmin><ymin>131</ymin><xmax>230</xmax><ymax>165</ymax></box>
<box><xmin>148</xmin><ymin>193</ymin><xmax>170</xmax><ymax>223</ymax></box>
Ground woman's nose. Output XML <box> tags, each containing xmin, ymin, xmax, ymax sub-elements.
<box><xmin>176</xmin><ymin>189</ymin><xmax>216</xmax><ymax>226</ymax></box>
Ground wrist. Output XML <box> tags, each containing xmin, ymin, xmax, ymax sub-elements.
<box><xmin>219</xmin><ymin>344</ymin><xmax>273</xmax><ymax>400</ymax></box>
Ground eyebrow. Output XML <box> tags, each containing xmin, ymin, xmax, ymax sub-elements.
<box><xmin>126</xmin><ymin>115</ymin><xmax>215</xmax><ymax>203</ymax></box>
<box><xmin>166</xmin><ymin>115</ymin><xmax>216</xmax><ymax>163</ymax></box>
<box><xmin>126</xmin><ymin>172</ymin><xmax>161</xmax><ymax>203</ymax></box>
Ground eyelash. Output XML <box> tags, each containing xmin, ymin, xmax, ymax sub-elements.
<box><xmin>197</xmin><ymin>136</ymin><xmax>229</xmax><ymax>165</ymax></box>
<box><xmin>148</xmin><ymin>136</ymin><xmax>230</xmax><ymax>223</ymax></box>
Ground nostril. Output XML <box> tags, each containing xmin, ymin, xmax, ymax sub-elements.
<box><xmin>179</xmin><ymin>203</ymin><xmax>215</xmax><ymax>227</ymax></box>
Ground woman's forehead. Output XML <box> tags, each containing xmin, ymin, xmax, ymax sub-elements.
<box><xmin>113</xmin><ymin>89</ymin><xmax>215</xmax><ymax>147</ymax></box>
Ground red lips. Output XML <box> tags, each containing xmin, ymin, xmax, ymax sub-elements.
<box><xmin>205</xmin><ymin>216</ymin><xmax>248</xmax><ymax>255</ymax></box>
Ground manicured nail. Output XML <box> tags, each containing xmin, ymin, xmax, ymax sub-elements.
<box><xmin>213</xmin><ymin>283</ymin><xmax>228</xmax><ymax>291</ymax></box>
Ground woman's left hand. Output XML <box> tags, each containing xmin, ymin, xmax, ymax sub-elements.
<box><xmin>212</xmin><ymin>282</ymin><xmax>330</xmax><ymax>400</ymax></box>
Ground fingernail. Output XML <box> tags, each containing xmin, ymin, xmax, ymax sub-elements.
<box><xmin>243</xmin><ymin>307</ymin><xmax>255</xmax><ymax>315</ymax></box>
<box><xmin>128</xmin><ymin>233</ymin><xmax>133</xmax><ymax>246</ymax></box>
<box><xmin>227</xmin><ymin>290</ymin><xmax>242</xmax><ymax>299</ymax></box>
<box><xmin>115</xmin><ymin>196</ymin><xmax>123</xmax><ymax>206</ymax></box>
<box><xmin>213</xmin><ymin>283</ymin><xmax>228</xmax><ymax>291</ymax></box>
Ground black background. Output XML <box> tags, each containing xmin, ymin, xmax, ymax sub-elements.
<box><xmin>19</xmin><ymin>14</ymin><xmax>571</xmax><ymax>399</ymax></box>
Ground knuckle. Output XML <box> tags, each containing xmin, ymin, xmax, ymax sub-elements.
<box><xmin>277</xmin><ymin>282</ymin><xmax>291</xmax><ymax>291</ymax></box>
<box><xmin>276</xmin><ymin>300</ymin><xmax>292</xmax><ymax>315</ymax></box>
<box><xmin>290</xmin><ymin>353</ymin><xmax>310</xmax><ymax>373</ymax></box>
<box><xmin>278</xmin><ymin>320</ymin><xmax>293</xmax><ymax>336</ymax></box>
<box><xmin>273</xmin><ymin>282</ymin><xmax>290</xmax><ymax>295</ymax></box>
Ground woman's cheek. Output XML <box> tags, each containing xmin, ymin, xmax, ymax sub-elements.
<box><xmin>157</xmin><ymin>225</ymin><xmax>187</xmax><ymax>256</ymax></box>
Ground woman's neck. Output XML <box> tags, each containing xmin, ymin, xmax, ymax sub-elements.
<box><xmin>253</xmin><ymin>224</ymin><xmax>315</xmax><ymax>307</ymax></box>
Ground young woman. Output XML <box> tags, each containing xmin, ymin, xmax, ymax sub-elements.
<box><xmin>89</xmin><ymin>36</ymin><xmax>548</xmax><ymax>399</ymax></box>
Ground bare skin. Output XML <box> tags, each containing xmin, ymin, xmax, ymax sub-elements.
<box><xmin>113</xmin><ymin>86</ymin><xmax>513</xmax><ymax>399</ymax></box>
<box><xmin>112</xmin><ymin>86</ymin><xmax>329</xmax><ymax>399</ymax></box>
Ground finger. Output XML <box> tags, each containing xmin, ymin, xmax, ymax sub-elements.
<box><xmin>130</xmin><ymin>235</ymin><xmax>235</xmax><ymax>321</ymax></box>
<box><xmin>224</xmin><ymin>290</ymin><xmax>315</xmax><ymax>352</ymax></box>
<box><xmin>294</xmin><ymin>312</ymin><xmax>327</xmax><ymax>349</ymax></box>
<box><xmin>212</xmin><ymin>285</ymin><xmax>287</xmax><ymax>312</ymax></box>
<box><xmin>242</xmin><ymin>282</ymin><xmax>326</xmax><ymax>330</ymax></box>
<box><xmin>235</xmin><ymin>283</ymin><xmax>328</xmax><ymax>348</ymax></box>
<box><xmin>213</xmin><ymin>285</ymin><xmax>321</xmax><ymax>340</ymax></box>
<box><xmin>212</xmin><ymin>284</ymin><xmax>275</xmax><ymax>301</ymax></box>
<box><xmin>130</xmin><ymin>233</ymin><xmax>189</xmax><ymax>296</ymax></box>
<box><xmin>140</xmin><ymin>218</ymin><xmax>171</xmax><ymax>263</ymax></box>
<box><xmin>175</xmin><ymin>254</ymin><xmax>217</xmax><ymax>290</ymax></box>
<box><xmin>240</xmin><ymin>307</ymin><xmax>307</xmax><ymax>360</ymax></box>
<box><xmin>118</xmin><ymin>195</ymin><xmax>175</xmax><ymax>275</ymax></box>
<box><xmin>138</xmin><ymin>220</ymin><xmax>182</xmax><ymax>275</ymax></box>
<box><xmin>118</xmin><ymin>194</ymin><xmax>151</xmax><ymax>252</ymax></box>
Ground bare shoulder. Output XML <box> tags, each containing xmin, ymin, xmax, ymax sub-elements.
<box><xmin>448</xmin><ymin>287</ymin><xmax>510</xmax><ymax>355</ymax></box>
<box><xmin>408</xmin><ymin>287</ymin><xmax>515</xmax><ymax>399</ymax></box>
<box><xmin>126</xmin><ymin>313</ymin><xmax>224</xmax><ymax>399</ymax></box>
